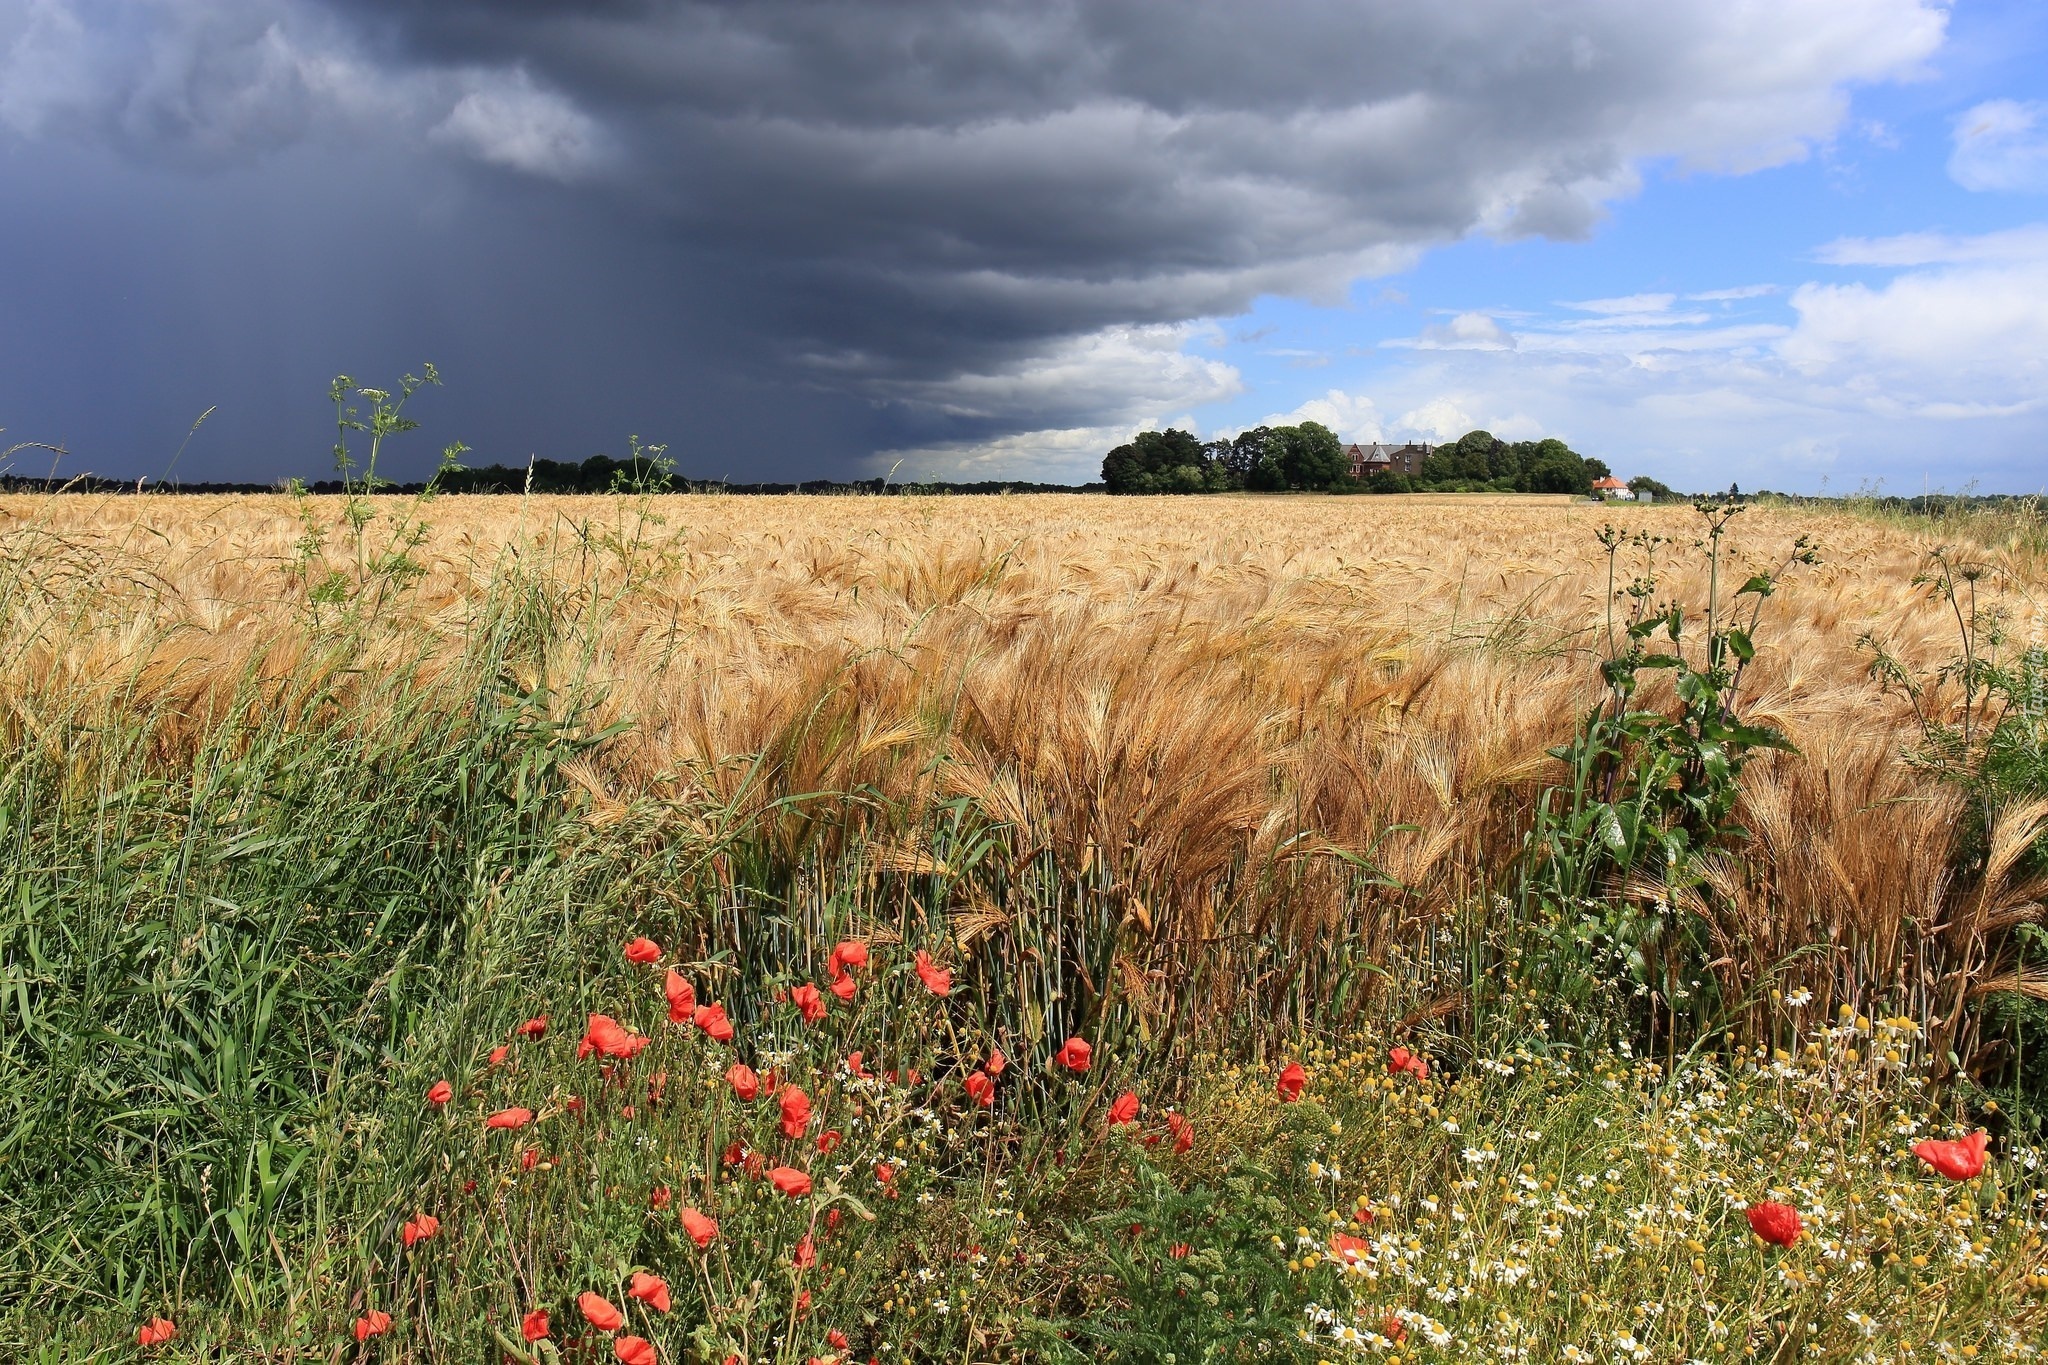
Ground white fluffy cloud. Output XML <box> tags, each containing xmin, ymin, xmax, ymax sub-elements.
<box><xmin>1949</xmin><ymin>99</ymin><xmax>2048</xmax><ymax>193</ymax></box>
<box><xmin>430</xmin><ymin>69</ymin><xmax>607</xmax><ymax>181</ymax></box>
<box><xmin>1347</xmin><ymin>225</ymin><xmax>2048</xmax><ymax>488</ymax></box>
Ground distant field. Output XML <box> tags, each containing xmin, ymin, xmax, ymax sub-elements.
<box><xmin>3</xmin><ymin>489</ymin><xmax>2044</xmax><ymax>1360</ymax></box>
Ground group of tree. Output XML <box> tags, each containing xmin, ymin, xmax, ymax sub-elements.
<box><xmin>1101</xmin><ymin>423</ymin><xmax>1617</xmax><ymax>495</ymax></box>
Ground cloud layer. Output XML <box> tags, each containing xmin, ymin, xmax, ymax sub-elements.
<box><xmin>0</xmin><ymin>0</ymin><xmax>1953</xmax><ymax>479</ymax></box>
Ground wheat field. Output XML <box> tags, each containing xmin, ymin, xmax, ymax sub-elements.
<box><xmin>6</xmin><ymin>489</ymin><xmax>2042</xmax><ymax>1043</ymax></box>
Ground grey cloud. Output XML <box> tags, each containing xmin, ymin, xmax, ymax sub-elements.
<box><xmin>0</xmin><ymin>0</ymin><xmax>1947</xmax><ymax>479</ymax></box>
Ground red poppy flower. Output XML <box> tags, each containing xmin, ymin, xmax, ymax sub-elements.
<box><xmin>828</xmin><ymin>973</ymin><xmax>857</xmax><ymax>1002</ymax></box>
<box><xmin>1330</xmin><ymin>1232</ymin><xmax>1369</xmax><ymax>1264</ymax></box>
<box><xmin>722</xmin><ymin>1140</ymin><xmax>748</xmax><ymax>1166</ymax></box>
<box><xmin>828</xmin><ymin>939</ymin><xmax>869</xmax><ymax>977</ymax></box>
<box><xmin>826</xmin><ymin>1208</ymin><xmax>842</xmax><ymax>1229</ymax></box>
<box><xmin>579</xmin><ymin>1291</ymin><xmax>624</xmax><ymax>1332</ymax></box>
<box><xmin>1382</xmin><ymin>1314</ymin><xmax>1408</xmax><ymax>1345</ymax></box>
<box><xmin>828</xmin><ymin>1328</ymin><xmax>851</xmax><ymax>1350</ymax></box>
<box><xmin>354</xmin><ymin>1310</ymin><xmax>391</xmax><ymax>1342</ymax></box>
<box><xmin>136</xmin><ymin>1318</ymin><xmax>176</xmax><ymax>1347</ymax></box>
<box><xmin>515</xmin><ymin>1016</ymin><xmax>548</xmax><ymax>1038</ymax></box>
<box><xmin>875</xmin><ymin>1162</ymin><xmax>895</xmax><ymax>1185</ymax></box>
<box><xmin>846</xmin><ymin>1051</ymin><xmax>869</xmax><ymax>1079</ymax></box>
<box><xmin>521</xmin><ymin>1310</ymin><xmax>550</xmax><ymax>1342</ymax></box>
<box><xmin>1746</xmin><ymin>1201</ymin><xmax>1802</xmax><ymax>1247</ymax></box>
<box><xmin>1169</xmin><ymin>1242</ymin><xmax>1190</xmax><ymax>1259</ymax></box>
<box><xmin>1913</xmin><ymin>1130</ymin><xmax>1990</xmax><ymax>1181</ymax></box>
<box><xmin>726</xmin><ymin>1063</ymin><xmax>761</xmax><ymax>1101</ymax></box>
<box><xmin>794</xmin><ymin>1289</ymin><xmax>811</xmax><ymax>1316</ymax></box>
<box><xmin>986</xmin><ymin>1048</ymin><xmax>1006</xmax><ymax>1077</ymax></box>
<box><xmin>665</xmin><ymin>970</ymin><xmax>696</xmax><ymax>1023</ymax></box>
<box><xmin>681</xmin><ymin>1207</ymin><xmax>719</xmax><ymax>1248</ymax></box>
<box><xmin>780</xmin><ymin>1084</ymin><xmax>813</xmax><ymax>1139</ymax></box>
<box><xmin>793</xmin><ymin>1233</ymin><xmax>818</xmax><ymax>1269</ymax></box>
<box><xmin>769</xmin><ymin>1166</ymin><xmax>813</xmax><ymax>1197</ymax></box>
<box><xmin>615</xmin><ymin>1335</ymin><xmax>659</xmax><ymax>1365</ymax></box>
<box><xmin>744</xmin><ymin>1151</ymin><xmax>767</xmax><ymax>1179</ymax></box>
<box><xmin>1108</xmin><ymin>1091</ymin><xmax>1140</xmax><ymax>1126</ymax></box>
<box><xmin>1055</xmin><ymin>1037</ymin><xmax>1092</xmax><ymax>1072</ymax></box>
<box><xmin>791</xmin><ymin>983</ymin><xmax>827</xmax><ymax>1024</ymax></box>
<box><xmin>1388</xmin><ymin>1046</ymin><xmax>1429</xmax><ymax>1081</ymax></box>
<box><xmin>628</xmin><ymin>1272</ymin><xmax>672</xmax><ymax>1313</ymax></box>
<box><xmin>520</xmin><ymin>1147</ymin><xmax>540</xmax><ymax>1171</ymax></box>
<box><xmin>583</xmin><ymin>1014</ymin><xmax>649</xmax><ymax>1060</ymax></box>
<box><xmin>1166</xmin><ymin>1111</ymin><xmax>1194</xmax><ymax>1154</ymax></box>
<box><xmin>1276</xmin><ymin>1062</ymin><xmax>1306</xmax><ymax>1102</ymax></box>
<box><xmin>913</xmin><ymin>950</ymin><xmax>953</xmax><ymax>997</ymax></box>
<box><xmin>426</xmin><ymin>1079</ymin><xmax>453</xmax><ymax>1106</ymax></box>
<box><xmin>400</xmin><ymin>1213</ymin><xmax>440</xmax><ymax>1247</ymax></box>
<box><xmin>489</xmin><ymin>1044</ymin><xmax>510</xmax><ymax>1068</ymax></box>
<box><xmin>692</xmin><ymin>1003</ymin><xmax>734</xmax><ymax>1043</ymax></box>
<box><xmin>964</xmin><ymin>1070</ymin><xmax>995</xmax><ymax>1107</ymax></box>
<box><xmin>624</xmin><ymin>936</ymin><xmax>662</xmax><ymax>964</ymax></box>
<box><xmin>649</xmin><ymin>1186</ymin><xmax>671</xmax><ymax>1210</ymax></box>
<box><xmin>566</xmin><ymin>1096</ymin><xmax>584</xmax><ymax>1114</ymax></box>
<box><xmin>817</xmin><ymin>1128</ymin><xmax>843</xmax><ymax>1153</ymax></box>
<box><xmin>486</xmin><ymin>1107</ymin><xmax>533</xmax><ymax>1130</ymax></box>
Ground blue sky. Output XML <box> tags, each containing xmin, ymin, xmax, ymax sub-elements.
<box><xmin>1103</xmin><ymin>1</ymin><xmax>2048</xmax><ymax>492</ymax></box>
<box><xmin>2</xmin><ymin>1</ymin><xmax>2045</xmax><ymax>491</ymax></box>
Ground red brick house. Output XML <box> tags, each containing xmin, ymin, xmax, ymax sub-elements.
<box><xmin>1344</xmin><ymin>441</ymin><xmax>1433</xmax><ymax>478</ymax></box>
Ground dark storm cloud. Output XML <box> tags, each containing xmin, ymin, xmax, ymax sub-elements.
<box><xmin>0</xmin><ymin>0</ymin><xmax>1943</xmax><ymax>479</ymax></box>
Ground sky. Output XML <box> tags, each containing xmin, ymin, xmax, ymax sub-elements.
<box><xmin>1</xmin><ymin>0</ymin><xmax>2045</xmax><ymax>492</ymax></box>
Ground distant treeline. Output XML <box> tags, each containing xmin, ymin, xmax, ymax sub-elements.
<box><xmin>1102</xmin><ymin>422</ymin><xmax>1625</xmax><ymax>495</ymax></box>
<box><xmin>0</xmin><ymin>455</ymin><xmax>1105</xmax><ymax>497</ymax></box>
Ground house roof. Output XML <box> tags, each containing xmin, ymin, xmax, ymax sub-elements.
<box><xmin>1591</xmin><ymin>476</ymin><xmax>1629</xmax><ymax>490</ymax></box>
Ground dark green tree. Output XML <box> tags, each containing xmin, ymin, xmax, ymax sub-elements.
<box><xmin>1269</xmin><ymin>421</ymin><xmax>1347</xmax><ymax>490</ymax></box>
<box><xmin>1101</xmin><ymin>428</ymin><xmax>1211</xmax><ymax>493</ymax></box>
